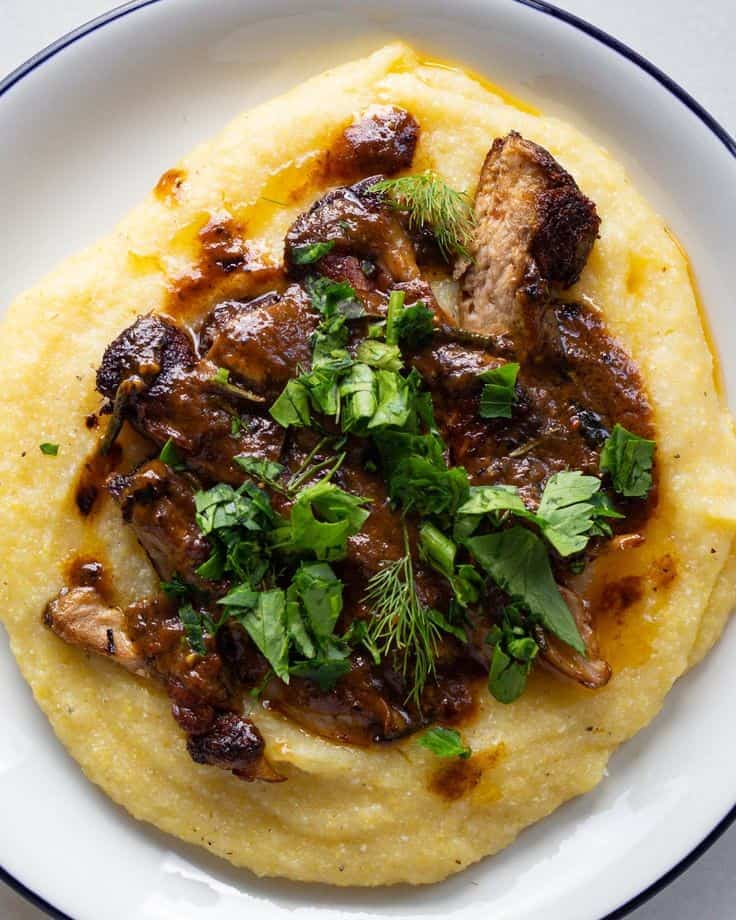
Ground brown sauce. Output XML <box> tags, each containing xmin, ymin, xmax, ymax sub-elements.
<box><xmin>64</xmin><ymin>555</ymin><xmax>114</xmax><ymax>604</ymax></box>
<box><xmin>429</xmin><ymin>743</ymin><xmax>506</xmax><ymax>800</ymax></box>
<box><xmin>592</xmin><ymin>553</ymin><xmax>678</xmax><ymax>670</ymax></box>
<box><xmin>74</xmin><ymin>443</ymin><xmax>121</xmax><ymax>516</ymax></box>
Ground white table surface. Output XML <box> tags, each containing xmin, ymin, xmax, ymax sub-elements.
<box><xmin>1</xmin><ymin>1</ymin><xmax>733</xmax><ymax>918</ymax></box>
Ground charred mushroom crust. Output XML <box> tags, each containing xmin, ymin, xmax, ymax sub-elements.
<box><xmin>45</xmin><ymin>118</ymin><xmax>655</xmax><ymax>783</ymax></box>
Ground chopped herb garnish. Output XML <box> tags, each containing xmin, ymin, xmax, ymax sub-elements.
<box><xmin>419</xmin><ymin>523</ymin><xmax>483</xmax><ymax>608</ymax></box>
<box><xmin>239</xmin><ymin>589</ymin><xmax>291</xmax><ymax>682</ymax></box>
<box><xmin>230</xmin><ymin>416</ymin><xmax>243</xmax><ymax>436</ymax></box>
<box><xmin>270</xmin><ymin>378</ymin><xmax>312</xmax><ymax>428</ymax></box>
<box><xmin>459</xmin><ymin>474</ymin><xmax>621</xmax><ymax>559</ymax></box>
<box><xmin>478</xmin><ymin>362</ymin><xmax>520</xmax><ymax>419</ymax></box>
<box><xmin>39</xmin><ymin>442</ymin><xmax>59</xmax><ymax>455</ymax></box>
<box><xmin>371</xmin><ymin>172</ymin><xmax>475</xmax><ymax>260</ymax></box>
<box><xmin>291</xmin><ymin>240</ymin><xmax>336</xmax><ymax>265</ymax></box>
<box><xmin>465</xmin><ymin>526</ymin><xmax>585</xmax><ymax>654</ymax></box>
<box><xmin>385</xmin><ymin>289</ymin><xmax>405</xmax><ymax>347</ymax></box>
<box><xmin>599</xmin><ymin>423</ymin><xmax>655</xmax><ymax>498</ymax></box>
<box><xmin>159</xmin><ymin>437</ymin><xmax>186</xmax><ymax>470</ymax></box>
<box><xmin>160</xmin><ymin>574</ymin><xmax>190</xmax><ymax>597</ymax></box>
<box><xmin>388</xmin><ymin>456</ymin><xmax>469</xmax><ymax>517</ymax></box>
<box><xmin>536</xmin><ymin>471</ymin><xmax>623</xmax><ymax>556</ymax></box>
<box><xmin>487</xmin><ymin>606</ymin><xmax>540</xmax><ymax>703</ymax></box>
<box><xmin>178</xmin><ymin>602</ymin><xmax>219</xmax><ymax>656</ymax></box>
<box><xmin>395</xmin><ymin>301</ymin><xmax>435</xmax><ymax>346</ymax></box>
<box><xmin>289</xmin><ymin>656</ymin><xmax>351</xmax><ymax>690</ymax></box>
<box><xmin>235</xmin><ymin>454</ymin><xmax>286</xmax><ymax>489</ymax></box>
<box><xmin>305</xmin><ymin>275</ymin><xmax>364</xmax><ymax>318</ymax></box>
<box><xmin>211</xmin><ymin>366</ymin><xmax>230</xmax><ymax>385</ymax></box>
<box><xmin>278</xmin><ymin>478</ymin><xmax>371</xmax><ymax>561</ymax></box>
<box><xmin>418</xmin><ymin>726</ymin><xmax>471</xmax><ymax>759</ymax></box>
<box><xmin>356</xmin><ymin>339</ymin><xmax>403</xmax><ymax>371</ymax></box>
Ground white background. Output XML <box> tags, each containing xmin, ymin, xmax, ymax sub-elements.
<box><xmin>1</xmin><ymin>1</ymin><xmax>733</xmax><ymax>918</ymax></box>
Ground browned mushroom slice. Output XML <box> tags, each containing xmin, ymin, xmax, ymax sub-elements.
<box><xmin>285</xmin><ymin>176</ymin><xmax>421</xmax><ymax>285</ymax></box>
<box><xmin>44</xmin><ymin>585</ymin><xmax>147</xmax><ymax>676</ymax></box>
<box><xmin>96</xmin><ymin>313</ymin><xmax>285</xmax><ymax>484</ymax></box>
<box><xmin>108</xmin><ymin>459</ymin><xmax>223</xmax><ymax>595</ymax></box>
<box><xmin>540</xmin><ymin>587</ymin><xmax>611</xmax><ymax>689</ymax></box>
<box><xmin>187</xmin><ymin>711</ymin><xmax>284</xmax><ymax>782</ymax></box>
<box><xmin>198</xmin><ymin>284</ymin><xmax>318</xmax><ymax>396</ymax></box>
<box><xmin>327</xmin><ymin>105</ymin><xmax>419</xmax><ymax>181</ymax></box>
<box><xmin>459</xmin><ymin>131</ymin><xmax>599</xmax><ymax>350</ymax></box>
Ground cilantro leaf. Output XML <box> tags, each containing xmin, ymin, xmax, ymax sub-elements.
<box><xmin>39</xmin><ymin>442</ymin><xmax>59</xmax><ymax>456</ymax></box>
<box><xmin>368</xmin><ymin>369</ymin><xmax>413</xmax><ymax>430</ymax></box>
<box><xmin>305</xmin><ymin>275</ymin><xmax>364</xmax><ymax>319</ymax></box>
<box><xmin>270</xmin><ymin>378</ymin><xmax>312</xmax><ymax>428</ymax></box>
<box><xmin>281</xmin><ymin>480</ymin><xmax>370</xmax><ymax>561</ymax></box>
<box><xmin>600</xmin><ymin>423</ymin><xmax>655</xmax><ymax>498</ymax></box>
<box><xmin>478</xmin><ymin>362</ymin><xmax>520</xmax><ymax>419</ymax></box>
<box><xmin>340</xmin><ymin>363</ymin><xmax>376</xmax><ymax>432</ymax></box>
<box><xmin>465</xmin><ymin>526</ymin><xmax>585</xmax><ymax>654</ymax></box>
<box><xmin>385</xmin><ymin>289</ymin><xmax>405</xmax><ymax>346</ymax></box>
<box><xmin>194</xmin><ymin>481</ymin><xmax>276</xmax><ymax>535</ymax></box>
<box><xmin>289</xmin><ymin>656</ymin><xmax>351</xmax><ymax>690</ymax></box>
<box><xmin>240</xmin><ymin>589</ymin><xmax>291</xmax><ymax>682</ymax></box>
<box><xmin>235</xmin><ymin>454</ymin><xmax>286</xmax><ymax>487</ymax></box>
<box><xmin>356</xmin><ymin>340</ymin><xmax>403</xmax><ymax>371</ymax></box>
<box><xmin>159</xmin><ymin>437</ymin><xmax>186</xmax><ymax>470</ymax></box>
<box><xmin>178</xmin><ymin>602</ymin><xmax>207</xmax><ymax>655</ymax></box>
<box><xmin>291</xmin><ymin>240</ymin><xmax>336</xmax><ymax>265</ymax></box>
<box><xmin>395</xmin><ymin>301</ymin><xmax>435</xmax><ymax>346</ymax></box>
<box><xmin>419</xmin><ymin>523</ymin><xmax>483</xmax><ymax>607</ymax></box>
<box><xmin>418</xmin><ymin>727</ymin><xmax>471</xmax><ymax>759</ymax></box>
<box><xmin>388</xmin><ymin>457</ymin><xmax>469</xmax><ymax>516</ymax></box>
<box><xmin>486</xmin><ymin>606</ymin><xmax>540</xmax><ymax>703</ymax></box>
<box><xmin>160</xmin><ymin>574</ymin><xmax>190</xmax><ymax>597</ymax></box>
<box><xmin>342</xmin><ymin>619</ymin><xmax>381</xmax><ymax>665</ymax></box>
<box><xmin>536</xmin><ymin>471</ymin><xmax>622</xmax><ymax>556</ymax></box>
<box><xmin>291</xmin><ymin>562</ymin><xmax>343</xmax><ymax>638</ymax></box>
<box><xmin>459</xmin><ymin>484</ymin><xmax>527</xmax><ymax>517</ymax></box>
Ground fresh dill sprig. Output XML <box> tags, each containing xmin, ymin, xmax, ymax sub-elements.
<box><xmin>363</xmin><ymin>526</ymin><xmax>442</xmax><ymax>707</ymax></box>
<box><xmin>370</xmin><ymin>171</ymin><xmax>475</xmax><ymax>261</ymax></box>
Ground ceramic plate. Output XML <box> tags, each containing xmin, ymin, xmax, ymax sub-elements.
<box><xmin>1</xmin><ymin>2</ymin><xmax>734</xmax><ymax>918</ymax></box>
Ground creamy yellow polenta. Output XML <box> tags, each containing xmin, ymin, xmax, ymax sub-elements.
<box><xmin>1</xmin><ymin>43</ymin><xmax>734</xmax><ymax>885</ymax></box>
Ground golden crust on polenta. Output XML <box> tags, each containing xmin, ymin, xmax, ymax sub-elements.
<box><xmin>1</xmin><ymin>43</ymin><xmax>735</xmax><ymax>886</ymax></box>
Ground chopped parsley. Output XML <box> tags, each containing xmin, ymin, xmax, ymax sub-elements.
<box><xmin>395</xmin><ymin>301</ymin><xmax>435</xmax><ymax>346</ymax></box>
<box><xmin>277</xmin><ymin>479</ymin><xmax>371</xmax><ymax>561</ymax></box>
<box><xmin>39</xmin><ymin>442</ymin><xmax>59</xmax><ymax>456</ymax></box>
<box><xmin>478</xmin><ymin>362</ymin><xmax>520</xmax><ymax>419</ymax></box>
<box><xmin>458</xmin><ymin>472</ymin><xmax>622</xmax><ymax>558</ymax></box>
<box><xmin>291</xmin><ymin>240</ymin><xmax>336</xmax><ymax>264</ymax></box>
<box><xmin>599</xmin><ymin>423</ymin><xmax>655</xmax><ymax>498</ymax></box>
<box><xmin>418</xmin><ymin>726</ymin><xmax>471</xmax><ymax>759</ymax></box>
<box><xmin>178</xmin><ymin>602</ymin><xmax>224</xmax><ymax>656</ymax></box>
<box><xmin>487</xmin><ymin>605</ymin><xmax>540</xmax><ymax>703</ymax></box>
<box><xmin>235</xmin><ymin>454</ymin><xmax>286</xmax><ymax>488</ymax></box>
<box><xmin>159</xmin><ymin>437</ymin><xmax>186</xmax><ymax>470</ymax></box>
<box><xmin>465</xmin><ymin>527</ymin><xmax>585</xmax><ymax>654</ymax></box>
<box><xmin>160</xmin><ymin>573</ymin><xmax>190</xmax><ymax>597</ymax></box>
<box><xmin>176</xmin><ymin>262</ymin><xmax>654</xmax><ymax>711</ymax></box>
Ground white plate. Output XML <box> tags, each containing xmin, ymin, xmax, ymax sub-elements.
<box><xmin>1</xmin><ymin>2</ymin><xmax>735</xmax><ymax>918</ymax></box>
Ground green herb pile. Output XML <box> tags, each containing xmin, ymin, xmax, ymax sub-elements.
<box><xmin>160</xmin><ymin>173</ymin><xmax>655</xmax><ymax>724</ymax></box>
<box><xmin>161</xmin><ymin>265</ymin><xmax>655</xmax><ymax>714</ymax></box>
